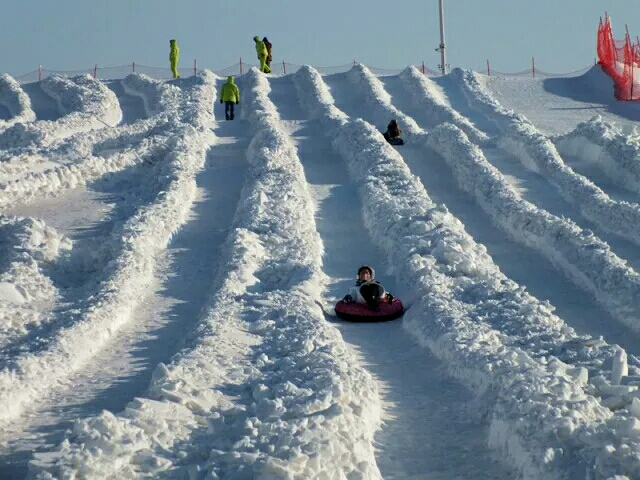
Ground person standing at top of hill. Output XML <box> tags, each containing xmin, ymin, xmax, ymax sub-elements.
<box><xmin>253</xmin><ymin>36</ymin><xmax>271</xmax><ymax>73</ymax></box>
<box><xmin>169</xmin><ymin>39</ymin><xmax>180</xmax><ymax>79</ymax></box>
<box><xmin>263</xmin><ymin>37</ymin><xmax>273</xmax><ymax>69</ymax></box>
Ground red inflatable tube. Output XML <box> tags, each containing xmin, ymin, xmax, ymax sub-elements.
<box><xmin>334</xmin><ymin>298</ymin><xmax>404</xmax><ymax>322</ymax></box>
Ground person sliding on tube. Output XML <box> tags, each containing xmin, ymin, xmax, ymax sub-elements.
<box><xmin>383</xmin><ymin>119</ymin><xmax>404</xmax><ymax>145</ymax></box>
<box><xmin>342</xmin><ymin>265</ymin><xmax>394</xmax><ymax>311</ymax></box>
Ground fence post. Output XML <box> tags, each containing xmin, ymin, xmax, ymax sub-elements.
<box><xmin>240</xmin><ymin>57</ymin><xmax>243</xmax><ymax>75</ymax></box>
<box><xmin>422</xmin><ymin>60</ymin><xmax>425</xmax><ymax>74</ymax></box>
<box><xmin>93</xmin><ymin>64</ymin><xmax>97</xmax><ymax>78</ymax></box>
<box><xmin>132</xmin><ymin>62</ymin><xmax>135</xmax><ymax>73</ymax></box>
<box><xmin>38</xmin><ymin>65</ymin><xmax>42</xmax><ymax>81</ymax></box>
<box><xmin>532</xmin><ymin>56</ymin><xmax>535</xmax><ymax>78</ymax></box>
<box><xmin>629</xmin><ymin>49</ymin><xmax>635</xmax><ymax>100</ymax></box>
<box><xmin>193</xmin><ymin>59</ymin><xmax>197</xmax><ymax>76</ymax></box>
<box><xmin>283</xmin><ymin>60</ymin><xmax>286</xmax><ymax>74</ymax></box>
<box><xmin>487</xmin><ymin>59</ymin><xmax>491</xmax><ymax>76</ymax></box>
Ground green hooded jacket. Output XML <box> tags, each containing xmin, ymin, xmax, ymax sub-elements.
<box><xmin>220</xmin><ymin>76</ymin><xmax>240</xmax><ymax>103</ymax></box>
<box><xmin>170</xmin><ymin>39</ymin><xmax>179</xmax><ymax>61</ymax></box>
<box><xmin>253</xmin><ymin>36</ymin><xmax>267</xmax><ymax>57</ymax></box>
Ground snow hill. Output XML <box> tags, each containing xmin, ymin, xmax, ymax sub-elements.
<box><xmin>2</xmin><ymin>64</ymin><xmax>640</xmax><ymax>479</ymax></box>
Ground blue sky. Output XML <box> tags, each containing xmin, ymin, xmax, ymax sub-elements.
<box><xmin>1</xmin><ymin>0</ymin><xmax>639</xmax><ymax>77</ymax></box>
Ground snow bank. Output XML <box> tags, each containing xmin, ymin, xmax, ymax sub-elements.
<box><xmin>452</xmin><ymin>68</ymin><xmax>640</xmax><ymax>246</ymax></box>
<box><xmin>555</xmin><ymin>116</ymin><xmax>640</xmax><ymax>195</ymax></box>
<box><xmin>398</xmin><ymin>65</ymin><xmax>488</xmax><ymax>144</ymax></box>
<box><xmin>0</xmin><ymin>72</ymin><xmax>217</xmax><ymax>429</ymax></box>
<box><xmin>427</xmin><ymin>123</ymin><xmax>640</xmax><ymax>332</ymax></box>
<box><xmin>293</xmin><ymin>64</ymin><xmax>640</xmax><ymax>479</ymax></box>
<box><xmin>0</xmin><ymin>139</ymin><xmax>158</xmax><ymax>210</ymax></box>
<box><xmin>29</xmin><ymin>68</ymin><xmax>381</xmax><ymax>480</ymax></box>
<box><xmin>342</xmin><ymin>64</ymin><xmax>487</xmax><ymax>150</ymax></box>
<box><xmin>0</xmin><ymin>73</ymin><xmax>36</xmax><ymax>127</ymax></box>
<box><xmin>0</xmin><ymin>217</ymin><xmax>70</xmax><ymax>349</ymax></box>
<box><xmin>345</xmin><ymin>64</ymin><xmax>423</xmax><ymax>141</ymax></box>
<box><xmin>0</xmin><ymin>74</ymin><xmax>122</xmax><ymax>151</ymax></box>
<box><xmin>121</xmin><ymin>73</ymin><xmax>179</xmax><ymax>118</ymax></box>
<box><xmin>0</xmin><ymin>76</ymin><xmax>181</xmax><ymax>208</ymax></box>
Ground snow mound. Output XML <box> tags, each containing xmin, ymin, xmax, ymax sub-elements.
<box><xmin>0</xmin><ymin>73</ymin><xmax>36</xmax><ymax>127</ymax></box>
<box><xmin>121</xmin><ymin>73</ymin><xmax>180</xmax><ymax>118</ymax></box>
<box><xmin>555</xmin><ymin>116</ymin><xmax>640</xmax><ymax>195</ymax></box>
<box><xmin>0</xmin><ymin>74</ymin><xmax>122</xmax><ymax>152</ymax></box>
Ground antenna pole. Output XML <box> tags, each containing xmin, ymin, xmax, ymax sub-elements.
<box><xmin>438</xmin><ymin>0</ymin><xmax>447</xmax><ymax>75</ymax></box>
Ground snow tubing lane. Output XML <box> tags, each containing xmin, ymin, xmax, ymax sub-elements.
<box><xmin>335</xmin><ymin>298</ymin><xmax>404</xmax><ymax>323</ymax></box>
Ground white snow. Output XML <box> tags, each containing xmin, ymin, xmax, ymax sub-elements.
<box><xmin>1</xmin><ymin>61</ymin><xmax>640</xmax><ymax>479</ymax></box>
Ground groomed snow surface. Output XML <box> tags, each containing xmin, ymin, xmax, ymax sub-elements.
<box><xmin>2</xmin><ymin>65</ymin><xmax>640</xmax><ymax>479</ymax></box>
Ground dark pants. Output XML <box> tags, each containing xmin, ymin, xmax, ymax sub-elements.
<box><xmin>360</xmin><ymin>283</ymin><xmax>384</xmax><ymax>310</ymax></box>
<box><xmin>384</xmin><ymin>131</ymin><xmax>404</xmax><ymax>145</ymax></box>
<box><xmin>225</xmin><ymin>101</ymin><xmax>235</xmax><ymax>120</ymax></box>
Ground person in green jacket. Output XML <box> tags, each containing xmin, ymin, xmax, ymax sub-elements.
<box><xmin>219</xmin><ymin>76</ymin><xmax>240</xmax><ymax>120</ymax></box>
<box><xmin>169</xmin><ymin>39</ymin><xmax>180</xmax><ymax>79</ymax></box>
<box><xmin>253</xmin><ymin>36</ymin><xmax>271</xmax><ymax>73</ymax></box>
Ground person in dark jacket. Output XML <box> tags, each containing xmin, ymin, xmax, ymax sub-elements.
<box><xmin>263</xmin><ymin>37</ymin><xmax>273</xmax><ymax>69</ymax></box>
<box><xmin>383</xmin><ymin>119</ymin><xmax>404</xmax><ymax>145</ymax></box>
<box><xmin>342</xmin><ymin>265</ymin><xmax>394</xmax><ymax>311</ymax></box>
<box><xmin>219</xmin><ymin>76</ymin><xmax>240</xmax><ymax>120</ymax></box>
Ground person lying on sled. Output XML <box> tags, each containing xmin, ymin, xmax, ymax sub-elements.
<box><xmin>342</xmin><ymin>265</ymin><xmax>394</xmax><ymax>311</ymax></box>
<box><xmin>383</xmin><ymin>119</ymin><xmax>404</xmax><ymax>146</ymax></box>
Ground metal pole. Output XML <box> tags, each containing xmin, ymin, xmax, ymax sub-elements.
<box><xmin>438</xmin><ymin>0</ymin><xmax>447</xmax><ymax>75</ymax></box>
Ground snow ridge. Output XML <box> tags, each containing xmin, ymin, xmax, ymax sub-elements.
<box><xmin>0</xmin><ymin>72</ymin><xmax>217</xmax><ymax>428</ymax></box>
<box><xmin>345</xmin><ymin>64</ymin><xmax>423</xmax><ymax>141</ymax></box>
<box><xmin>0</xmin><ymin>74</ymin><xmax>182</xmax><ymax>208</ymax></box>
<box><xmin>29</xmin><ymin>68</ymin><xmax>382</xmax><ymax>480</ymax></box>
<box><xmin>0</xmin><ymin>217</ymin><xmax>69</xmax><ymax>349</ymax></box>
<box><xmin>397</xmin><ymin>65</ymin><xmax>488</xmax><ymax>143</ymax></box>
<box><xmin>120</xmin><ymin>73</ymin><xmax>177</xmax><ymax>118</ymax></box>
<box><xmin>0</xmin><ymin>73</ymin><xmax>35</xmax><ymax>127</ymax></box>
<box><xmin>293</xmin><ymin>64</ymin><xmax>640</xmax><ymax>479</ymax></box>
<box><xmin>452</xmin><ymin>68</ymin><xmax>640</xmax><ymax>246</ymax></box>
<box><xmin>555</xmin><ymin>116</ymin><xmax>640</xmax><ymax>195</ymax></box>
<box><xmin>0</xmin><ymin>75</ymin><xmax>122</xmax><ymax>152</ymax></box>
<box><xmin>427</xmin><ymin>123</ymin><xmax>640</xmax><ymax>332</ymax></box>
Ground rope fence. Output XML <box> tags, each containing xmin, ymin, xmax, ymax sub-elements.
<box><xmin>10</xmin><ymin>58</ymin><xmax>597</xmax><ymax>84</ymax></box>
